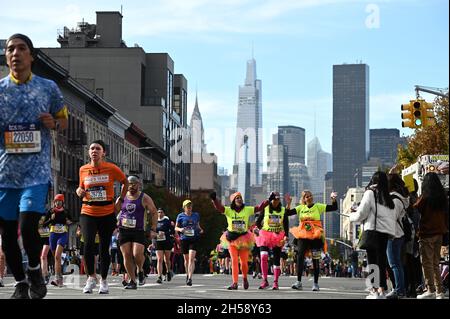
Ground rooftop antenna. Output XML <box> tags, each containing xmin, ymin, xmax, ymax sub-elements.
<box><xmin>314</xmin><ymin>109</ymin><xmax>317</xmax><ymax>137</ymax></box>
<box><xmin>251</xmin><ymin>41</ymin><xmax>254</xmax><ymax>59</ymax></box>
<box><xmin>121</xmin><ymin>5</ymin><xmax>123</xmax><ymax>15</ymax></box>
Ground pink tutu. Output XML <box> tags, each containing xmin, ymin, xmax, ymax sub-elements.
<box><xmin>255</xmin><ymin>230</ymin><xmax>285</xmax><ymax>249</ymax></box>
<box><xmin>220</xmin><ymin>231</ymin><xmax>255</xmax><ymax>250</ymax></box>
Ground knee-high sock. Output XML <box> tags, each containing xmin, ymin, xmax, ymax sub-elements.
<box><xmin>260</xmin><ymin>251</ymin><xmax>269</xmax><ymax>280</ymax></box>
<box><xmin>239</xmin><ymin>249</ymin><xmax>249</xmax><ymax>279</ymax></box>
<box><xmin>229</xmin><ymin>246</ymin><xmax>239</xmax><ymax>284</ymax></box>
<box><xmin>274</xmin><ymin>266</ymin><xmax>281</xmax><ymax>283</ymax></box>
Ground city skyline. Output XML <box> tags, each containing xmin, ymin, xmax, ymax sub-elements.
<box><xmin>1</xmin><ymin>0</ymin><xmax>448</xmax><ymax>173</ymax></box>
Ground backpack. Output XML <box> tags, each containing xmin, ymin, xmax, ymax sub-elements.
<box><xmin>391</xmin><ymin>194</ymin><xmax>414</xmax><ymax>242</ymax></box>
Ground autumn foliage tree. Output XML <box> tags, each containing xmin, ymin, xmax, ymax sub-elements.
<box><xmin>142</xmin><ymin>184</ymin><xmax>226</xmax><ymax>259</ymax></box>
<box><xmin>397</xmin><ymin>96</ymin><xmax>449</xmax><ymax>168</ymax></box>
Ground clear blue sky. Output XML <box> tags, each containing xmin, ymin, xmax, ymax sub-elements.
<box><xmin>2</xmin><ymin>0</ymin><xmax>448</xmax><ymax>172</ymax></box>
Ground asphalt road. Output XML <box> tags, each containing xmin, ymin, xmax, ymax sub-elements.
<box><xmin>0</xmin><ymin>273</ymin><xmax>376</xmax><ymax>299</ymax></box>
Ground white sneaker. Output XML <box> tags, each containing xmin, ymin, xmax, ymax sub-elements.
<box><xmin>312</xmin><ymin>283</ymin><xmax>320</xmax><ymax>291</ymax></box>
<box><xmin>377</xmin><ymin>292</ymin><xmax>386</xmax><ymax>299</ymax></box>
<box><xmin>436</xmin><ymin>293</ymin><xmax>445</xmax><ymax>299</ymax></box>
<box><xmin>366</xmin><ymin>290</ymin><xmax>379</xmax><ymax>299</ymax></box>
<box><xmin>98</xmin><ymin>279</ymin><xmax>109</xmax><ymax>294</ymax></box>
<box><xmin>417</xmin><ymin>291</ymin><xmax>436</xmax><ymax>299</ymax></box>
<box><xmin>83</xmin><ymin>277</ymin><xmax>97</xmax><ymax>294</ymax></box>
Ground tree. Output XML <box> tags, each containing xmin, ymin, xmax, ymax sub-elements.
<box><xmin>142</xmin><ymin>185</ymin><xmax>226</xmax><ymax>259</ymax></box>
<box><xmin>398</xmin><ymin>97</ymin><xmax>449</xmax><ymax>167</ymax></box>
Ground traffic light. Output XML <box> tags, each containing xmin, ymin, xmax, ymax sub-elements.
<box><xmin>421</xmin><ymin>101</ymin><xmax>436</xmax><ymax>127</ymax></box>
<box><xmin>401</xmin><ymin>100</ymin><xmax>423</xmax><ymax>128</ymax></box>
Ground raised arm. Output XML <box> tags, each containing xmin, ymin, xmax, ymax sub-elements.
<box><xmin>210</xmin><ymin>191</ymin><xmax>225</xmax><ymax>214</ymax></box>
<box><xmin>325</xmin><ymin>191</ymin><xmax>338</xmax><ymax>212</ymax></box>
<box><xmin>284</xmin><ymin>193</ymin><xmax>297</xmax><ymax>216</ymax></box>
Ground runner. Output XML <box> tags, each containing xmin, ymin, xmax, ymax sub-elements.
<box><xmin>285</xmin><ymin>191</ymin><xmax>338</xmax><ymax>291</ymax></box>
<box><xmin>42</xmin><ymin>194</ymin><xmax>72</xmax><ymax>287</ymax></box>
<box><xmin>118</xmin><ymin>175</ymin><xmax>157</xmax><ymax>289</ymax></box>
<box><xmin>76</xmin><ymin>140</ymin><xmax>128</xmax><ymax>294</ymax></box>
<box><xmin>110</xmin><ymin>228</ymin><xmax>121</xmax><ymax>276</ymax></box>
<box><xmin>0</xmin><ymin>34</ymin><xmax>68</xmax><ymax>299</ymax></box>
<box><xmin>38</xmin><ymin>215</ymin><xmax>52</xmax><ymax>284</ymax></box>
<box><xmin>155</xmin><ymin>208</ymin><xmax>175</xmax><ymax>284</ymax></box>
<box><xmin>210</xmin><ymin>191</ymin><xmax>271</xmax><ymax>290</ymax></box>
<box><xmin>254</xmin><ymin>192</ymin><xmax>289</xmax><ymax>290</ymax></box>
<box><xmin>175</xmin><ymin>200</ymin><xmax>204</xmax><ymax>286</ymax></box>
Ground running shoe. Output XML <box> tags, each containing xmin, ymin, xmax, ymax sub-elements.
<box><xmin>156</xmin><ymin>276</ymin><xmax>163</xmax><ymax>284</ymax></box>
<box><xmin>83</xmin><ymin>277</ymin><xmax>97</xmax><ymax>294</ymax></box>
<box><xmin>227</xmin><ymin>283</ymin><xmax>238</xmax><ymax>290</ymax></box>
<box><xmin>167</xmin><ymin>271</ymin><xmax>173</xmax><ymax>282</ymax></box>
<box><xmin>10</xmin><ymin>282</ymin><xmax>30</xmax><ymax>299</ymax></box>
<box><xmin>272</xmin><ymin>282</ymin><xmax>279</xmax><ymax>290</ymax></box>
<box><xmin>291</xmin><ymin>281</ymin><xmax>303</xmax><ymax>290</ymax></box>
<box><xmin>98</xmin><ymin>279</ymin><xmax>109</xmax><ymax>294</ymax></box>
<box><xmin>243</xmin><ymin>278</ymin><xmax>249</xmax><ymax>290</ymax></box>
<box><xmin>125</xmin><ymin>280</ymin><xmax>137</xmax><ymax>290</ymax></box>
<box><xmin>417</xmin><ymin>291</ymin><xmax>436</xmax><ymax>299</ymax></box>
<box><xmin>259</xmin><ymin>280</ymin><xmax>269</xmax><ymax>290</ymax></box>
<box><xmin>312</xmin><ymin>283</ymin><xmax>320</xmax><ymax>291</ymax></box>
<box><xmin>186</xmin><ymin>278</ymin><xmax>192</xmax><ymax>286</ymax></box>
<box><xmin>27</xmin><ymin>269</ymin><xmax>47</xmax><ymax>299</ymax></box>
<box><xmin>138</xmin><ymin>272</ymin><xmax>146</xmax><ymax>286</ymax></box>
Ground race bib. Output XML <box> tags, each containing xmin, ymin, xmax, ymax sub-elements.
<box><xmin>4</xmin><ymin>123</ymin><xmax>41</xmax><ymax>154</ymax></box>
<box><xmin>268</xmin><ymin>215</ymin><xmax>282</xmax><ymax>228</ymax></box>
<box><xmin>52</xmin><ymin>224</ymin><xmax>67</xmax><ymax>233</ymax></box>
<box><xmin>122</xmin><ymin>218</ymin><xmax>136</xmax><ymax>229</ymax></box>
<box><xmin>157</xmin><ymin>231</ymin><xmax>166</xmax><ymax>241</ymax></box>
<box><xmin>39</xmin><ymin>227</ymin><xmax>50</xmax><ymax>236</ymax></box>
<box><xmin>231</xmin><ymin>220</ymin><xmax>246</xmax><ymax>232</ymax></box>
<box><xmin>184</xmin><ymin>227</ymin><xmax>195</xmax><ymax>237</ymax></box>
<box><xmin>87</xmin><ymin>186</ymin><xmax>107</xmax><ymax>201</ymax></box>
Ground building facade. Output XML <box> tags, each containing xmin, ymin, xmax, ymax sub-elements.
<box><xmin>370</xmin><ymin>128</ymin><xmax>405</xmax><ymax>167</ymax></box>
<box><xmin>42</xmin><ymin>11</ymin><xmax>189</xmax><ymax>196</ymax></box>
<box><xmin>332</xmin><ymin>63</ymin><xmax>370</xmax><ymax>204</ymax></box>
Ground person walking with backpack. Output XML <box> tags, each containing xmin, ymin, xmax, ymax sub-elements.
<box><xmin>349</xmin><ymin>171</ymin><xmax>396</xmax><ymax>299</ymax></box>
<box><xmin>415</xmin><ymin>172</ymin><xmax>449</xmax><ymax>299</ymax></box>
<box><xmin>386</xmin><ymin>174</ymin><xmax>410</xmax><ymax>299</ymax></box>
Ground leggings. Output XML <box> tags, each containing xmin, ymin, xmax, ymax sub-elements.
<box><xmin>80</xmin><ymin>213</ymin><xmax>116</xmax><ymax>279</ymax></box>
<box><xmin>0</xmin><ymin>212</ymin><xmax>42</xmax><ymax>282</ymax></box>
<box><xmin>229</xmin><ymin>245</ymin><xmax>249</xmax><ymax>284</ymax></box>
<box><xmin>297</xmin><ymin>238</ymin><xmax>322</xmax><ymax>284</ymax></box>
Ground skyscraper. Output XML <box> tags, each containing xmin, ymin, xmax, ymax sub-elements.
<box><xmin>190</xmin><ymin>93</ymin><xmax>207</xmax><ymax>160</ymax></box>
<box><xmin>267</xmin><ymin>135</ymin><xmax>289</xmax><ymax>196</ymax></box>
<box><xmin>370</xmin><ymin>129</ymin><xmax>405</xmax><ymax>167</ymax></box>
<box><xmin>332</xmin><ymin>63</ymin><xmax>370</xmax><ymax>204</ymax></box>
<box><xmin>307</xmin><ymin>136</ymin><xmax>332</xmax><ymax>197</ymax></box>
<box><xmin>277</xmin><ymin>126</ymin><xmax>305</xmax><ymax>165</ymax></box>
<box><xmin>233</xmin><ymin>58</ymin><xmax>263</xmax><ymax>189</ymax></box>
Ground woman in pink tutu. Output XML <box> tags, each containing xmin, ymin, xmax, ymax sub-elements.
<box><xmin>254</xmin><ymin>191</ymin><xmax>289</xmax><ymax>290</ymax></box>
<box><xmin>210</xmin><ymin>191</ymin><xmax>272</xmax><ymax>290</ymax></box>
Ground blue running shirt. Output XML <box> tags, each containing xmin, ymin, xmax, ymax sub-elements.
<box><xmin>0</xmin><ymin>74</ymin><xmax>65</xmax><ymax>188</ymax></box>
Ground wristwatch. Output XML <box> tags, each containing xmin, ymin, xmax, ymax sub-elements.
<box><xmin>54</xmin><ymin>120</ymin><xmax>60</xmax><ymax>131</ymax></box>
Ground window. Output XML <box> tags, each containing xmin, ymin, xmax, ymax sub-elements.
<box><xmin>95</xmin><ymin>88</ymin><xmax>104</xmax><ymax>98</ymax></box>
